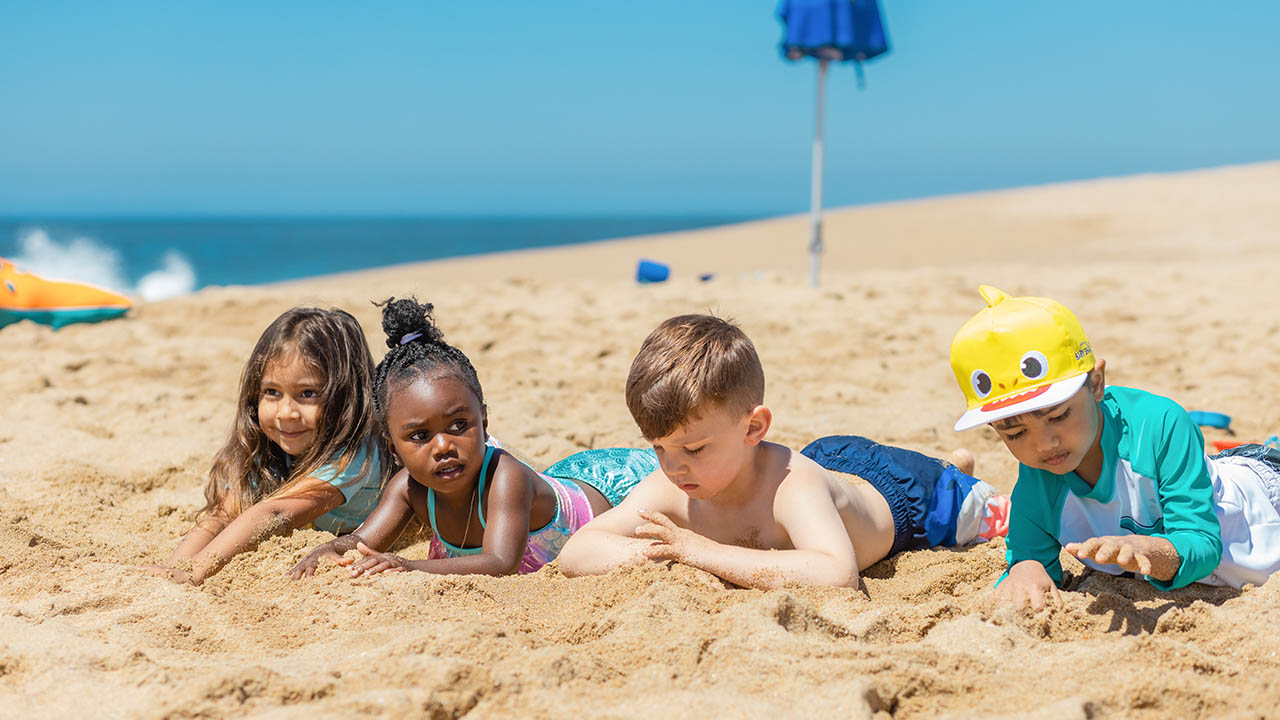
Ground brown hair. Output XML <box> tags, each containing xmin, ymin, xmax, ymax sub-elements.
<box><xmin>200</xmin><ymin>307</ymin><xmax>385</xmax><ymax>522</ymax></box>
<box><xmin>625</xmin><ymin>314</ymin><xmax>765</xmax><ymax>440</ymax></box>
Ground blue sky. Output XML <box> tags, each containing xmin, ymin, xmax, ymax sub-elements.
<box><xmin>2</xmin><ymin>1</ymin><xmax>1278</xmax><ymax>216</ymax></box>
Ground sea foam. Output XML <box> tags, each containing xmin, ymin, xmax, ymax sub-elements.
<box><xmin>11</xmin><ymin>229</ymin><xmax>196</xmax><ymax>301</ymax></box>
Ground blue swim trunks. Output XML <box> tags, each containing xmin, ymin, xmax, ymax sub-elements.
<box><xmin>801</xmin><ymin>435</ymin><xmax>1007</xmax><ymax>556</ymax></box>
<box><xmin>544</xmin><ymin>447</ymin><xmax>658</xmax><ymax>508</ymax></box>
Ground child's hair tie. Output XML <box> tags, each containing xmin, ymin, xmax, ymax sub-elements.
<box><xmin>400</xmin><ymin>330</ymin><xmax>424</xmax><ymax>345</ymax></box>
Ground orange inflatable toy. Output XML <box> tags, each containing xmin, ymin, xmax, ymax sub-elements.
<box><xmin>0</xmin><ymin>257</ymin><xmax>132</xmax><ymax>329</ymax></box>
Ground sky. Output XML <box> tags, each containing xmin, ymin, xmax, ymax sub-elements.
<box><xmin>2</xmin><ymin>1</ymin><xmax>1278</xmax><ymax>216</ymax></box>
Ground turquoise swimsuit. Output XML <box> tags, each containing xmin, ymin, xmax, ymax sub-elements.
<box><xmin>256</xmin><ymin>438</ymin><xmax>385</xmax><ymax>535</ymax></box>
<box><xmin>310</xmin><ymin>439</ymin><xmax>384</xmax><ymax>534</ymax></box>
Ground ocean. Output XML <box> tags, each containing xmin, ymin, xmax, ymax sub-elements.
<box><xmin>0</xmin><ymin>215</ymin><xmax>753</xmax><ymax>301</ymax></box>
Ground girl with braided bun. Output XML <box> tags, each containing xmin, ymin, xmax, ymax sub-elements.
<box><xmin>290</xmin><ymin>297</ymin><xmax>655</xmax><ymax>578</ymax></box>
<box><xmin>151</xmin><ymin>307</ymin><xmax>388</xmax><ymax>585</ymax></box>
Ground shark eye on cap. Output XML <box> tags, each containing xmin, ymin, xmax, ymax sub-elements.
<box><xmin>971</xmin><ymin>369</ymin><xmax>992</xmax><ymax>398</ymax></box>
<box><xmin>1020</xmin><ymin>351</ymin><xmax>1049</xmax><ymax>381</ymax></box>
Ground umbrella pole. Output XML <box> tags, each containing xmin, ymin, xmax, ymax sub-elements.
<box><xmin>809</xmin><ymin>58</ymin><xmax>828</xmax><ymax>288</ymax></box>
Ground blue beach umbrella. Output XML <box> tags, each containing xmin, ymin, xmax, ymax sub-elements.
<box><xmin>776</xmin><ymin>0</ymin><xmax>889</xmax><ymax>287</ymax></box>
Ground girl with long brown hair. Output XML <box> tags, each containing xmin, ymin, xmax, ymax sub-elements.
<box><xmin>152</xmin><ymin>307</ymin><xmax>387</xmax><ymax>584</ymax></box>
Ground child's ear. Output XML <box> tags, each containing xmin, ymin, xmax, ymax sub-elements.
<box><xmin>1089</xmin><ymin>358</ymin><xmax>1107</xmax><ymax>401</ymax></box>
<box><xmin>744</xmin><ymin>405</ymin><xmax>772</xmax><ymax>446</ymax></box>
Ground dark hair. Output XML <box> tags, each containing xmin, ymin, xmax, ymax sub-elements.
<box><xmin>373</xmin><ymin>297</ymin><xmax>485</xmax><ymax>425</ymax></box>
<box><xmin>625</xmin><ymin>313</ymin><xmax>765</xmax><ymax>440</ymax></box>
<box><xmin>992</xmin><ymin>369</ymin><xmax>1096</xmax><ymax>430</ymax></box>
<box><xmin>201</xmin><ymin>307</ymin><xmax>382</xmax><ymax>521</ymax></box>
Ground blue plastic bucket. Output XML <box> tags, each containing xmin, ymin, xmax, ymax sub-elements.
<box><xmin>636</xmin><ymin>259</ymin><xmax>670</xmax><ymax>284</ymax></box>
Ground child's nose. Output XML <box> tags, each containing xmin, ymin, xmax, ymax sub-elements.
<box><xmin>1034</xmin><ymin>431</ymin><xmax>1059</xmax><ymax>452</ymax></box>
<box><xmin>659</xmin><ymin>455</ymin><xmax>685</xmax><ymax>478</ymax></box>
<box><xmin>431</xmin><ymin>433</ymin><xmax>453</xmax><ymax>456</ymax></box>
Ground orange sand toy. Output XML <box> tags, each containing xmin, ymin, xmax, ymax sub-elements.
<box><xmin>0</xmin><ymin>257</ymin><xmax>132</xmax><ymax>329</ymax></box>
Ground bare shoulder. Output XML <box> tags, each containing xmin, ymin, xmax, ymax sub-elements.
<box><xmin>385</xmin><ymin>467</ymin><xmax>415</xmax><ymax>499</ymax></box>
<box><xmin>772</xmin><ymin>447</ymin><xmax>852</xmax><ymax>517</ymax></box>
<box><xmin>776</xmin><ymin>447</ymin><xmax>838</xmax><ymax>495</ymax></box>
<box><xmin>490</xmin><ymin>448</ymin><xmax>539</xmax><ymax>485</ymax></box>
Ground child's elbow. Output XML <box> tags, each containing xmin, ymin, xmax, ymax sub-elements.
<box><xmin>819</xmin><ymin>565</ymin><xmax>859</xmax><ymax>589</ymax></box>
<box><xmin>557</xmin><ymin>542</ymin><xmax>589</xmax><ymax>577</ymax></box>
<box><xmin>834</xmin><ymin>569</ymin><xmax>860</xmax><ymax>589</ymax></box>
<box><xmin>824</xmin><ymin>557</ymin><xmax>860</xmax><ymax>589</ymax></box>
<box><xmin>478</xmin><ymin>553</ymin><xmax>522</xmax><ymax>577</ymax></box>
<box><xmin>555</xmin><ymin>532</ymin><xmax>609</xmax><ymax>576</ymax></box>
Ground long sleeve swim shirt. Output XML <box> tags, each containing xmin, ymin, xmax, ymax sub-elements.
<box><xmin>1003</xmin><ymin>386</ymin><xmax>1223</xmax><ymax>590</ymax></box>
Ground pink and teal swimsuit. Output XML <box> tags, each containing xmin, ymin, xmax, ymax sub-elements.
<box><xmin>426</xmin><ymin>445</ymin><xmax>655</xmax><ymax>573</ymax></box>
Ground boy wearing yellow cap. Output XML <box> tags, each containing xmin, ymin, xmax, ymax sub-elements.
<box><xmin>950</xmin><ymin>286</ymin><xmax>1280</xmax><ymax>609</ymax></box>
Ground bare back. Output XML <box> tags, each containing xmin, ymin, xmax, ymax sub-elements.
<box><xmin>582</xmin><ymin>442</ymin><xmax>896</xmax><ymax>570</ymax></box>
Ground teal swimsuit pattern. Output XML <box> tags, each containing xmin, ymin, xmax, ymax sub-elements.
<box><xmin>544</xmin><ymin>447</ymin><xmax>658</xmax><ymax>507</ymax></box>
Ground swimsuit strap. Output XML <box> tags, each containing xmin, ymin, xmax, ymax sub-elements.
<box><xmin>426</xmin><ymin>483</ymin><xmax>440</xmax><ymax>539</ymax></box>
<box><xmin>426</xmin><ymin>444</ymin><xmax>497</xmax><ymax>552</ymax></box>
<box><xmin>476</xmin><ymin>444</ymin><xmax>495</xmax><ymax>529</ymax></box>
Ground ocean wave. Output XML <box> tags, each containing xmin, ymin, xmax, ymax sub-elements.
<box><xmin>10</xmin><ymin>229</ymin><xmax>196</xmax><ymax>302</ymax></box>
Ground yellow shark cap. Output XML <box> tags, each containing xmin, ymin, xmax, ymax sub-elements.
<box><xmin>950</xmin><ymin>285</ymin><xmax>1095</xmax><ymax>431</ymax></box>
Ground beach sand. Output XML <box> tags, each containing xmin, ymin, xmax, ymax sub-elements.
<box><xmin>3</xmin><ymin>162</ymin><xmax>1280</xmax><ymax>718</ymax></box>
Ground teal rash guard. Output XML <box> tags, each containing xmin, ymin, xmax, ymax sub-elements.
<box><xmin>1003</xmin><ymin>386</ymin><xmax>1223</xmax><ymax>590</ymax></box>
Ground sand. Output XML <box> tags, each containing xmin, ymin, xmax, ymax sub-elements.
<box><xmin>4</xmin><ymin>162</ymin><xmax>1280</xmax><ymax>718</ymax></box>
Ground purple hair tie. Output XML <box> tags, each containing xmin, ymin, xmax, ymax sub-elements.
<box><xmin>400</xmin><ymin>330</ymin><xmax>424</xmax><ymax>345</ymax></box>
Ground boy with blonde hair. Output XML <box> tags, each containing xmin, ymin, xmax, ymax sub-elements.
<box><xmin>949</xmin><ymin>286</ymin><xmax>1280</xmax><ymax>610</ymax></box>
<box><xmin>559</xmin><ymin>313</ymin><xmax>1008</xmax><ymax>589</ymax></box>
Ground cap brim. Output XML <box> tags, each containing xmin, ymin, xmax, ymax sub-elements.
<box><xmin>954</xmin><ymin>373</ymin><xmax>1089</xmax><ymax>432</ymax></box>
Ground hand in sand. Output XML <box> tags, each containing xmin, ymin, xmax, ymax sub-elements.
<box><xmin>349</xmin><ymin>542</ymin><xmax>414</xmax><ymax>578</ymax></box>
<box><xmin>141</xmin><ymin>564</ymin><xmax>193</xmax><ymax>585</ymax></box>
<box><xmin>1065</xmin><ymin>535</ymin><xmax>1177</xmax><ymax>580</ymax></box>
<box><xmin>992</xmin><ymin>559</ymin><xmax>1062</xmax><ymax>611</ymax></box>
<box><xmin>635</xmin><ymin>509</ymin><xmax>711</xmax><ymax>565</ymax></box>
<box><xmin>289</xmin><ymin>542</ymin><xmax>355</xmax><ymax>580</ymax></box>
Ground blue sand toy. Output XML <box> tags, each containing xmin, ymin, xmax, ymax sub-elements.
<box><xmin>636</xmin><ymin>259</ymin><xmax>670</xmax><ymax>283</ymax></box>
<box><xmin>635</xmin><ymin>259</ymin><xmax>713</xmax><ymax>284</ymax></box>
<box><xmin>1189</xmin><ymin>411</ymin><xmax>1233</xmax><ymax>431</ymax></box>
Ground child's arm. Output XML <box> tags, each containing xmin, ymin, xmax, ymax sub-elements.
<box><xmin>179</xmin><ymin>478</ymin><xmax>345</xmax><ymax>584</ymax></box>
<box><xmin>990</xmin><ymin>465</ymin><xmax>1073</xmax><ymax>609</ymax></box>
<box><xmin>166</xmin><ymin>508</ymin><xmax>233</xmax><ymax>564</ymax></box>
<box><xmin>557</xmin><ymin>472</ymin><xmax>681</xmax><ymax>576</ymax></box>
<box><xmin>143</xmin><ymin>513</ymin><xmax>234</xmax><ymax>582</ymax></box>
<box><xmin>346</xmin><ymin>453</ymin><xmax>539</xmax><ymax>577</ymax></box>
<box><xmin>992</xmin><ymin>559</ymin><xmax>1063</xmax><ymax>610</ymax></box>
<box><xmin>1064</xmin><ymin>535</ymin><xmax>1181</xmax><ymax>581</ymax></box>
<box><xmin>1068</xmin><ymin>406</ymin><xmax>1220</xmax><ymax>589</ymax></box>
<box><xmin>636</xmin><ymin>472</ymin><xmax>859</xmax><ymax>590</ymax></box>
<box><xmin>290</xmin><ymin>469</ymin><xmax>417</xmax><ymax>579</ymax></box>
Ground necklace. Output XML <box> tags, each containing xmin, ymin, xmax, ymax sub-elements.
<box><xmin>461</xmin><ymin>483</ymin><xmax>477</xmax><ymax>549</ymax></box>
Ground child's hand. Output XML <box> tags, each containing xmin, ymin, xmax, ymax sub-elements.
<box><xmin>1064</xmin><ymin>535</ymin><xmax>1178</xmax><ymax>580</ymax></box>
<box><xmin>349</xmin><ymin>542</ymin><xmax>414</xmax><ymax>578</ymax></box>
<box><xmin>140</xmin><ymin>564</ymin><xmax>193</xmax><ymax>585</ymax></box>
<box><xmin>992</xmin><ymin>559</ymin><xmax>1061</xmax><ymax>611</ymax></box>
<box><xmin>635</xmin><ymin>509</ymin><xmax>711</xmax><ymax>565</ymax></box>
<box><xmin>289</xmin><ymin>543</ymin><xmax>355</xmax><ymax>580</ymax></box>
